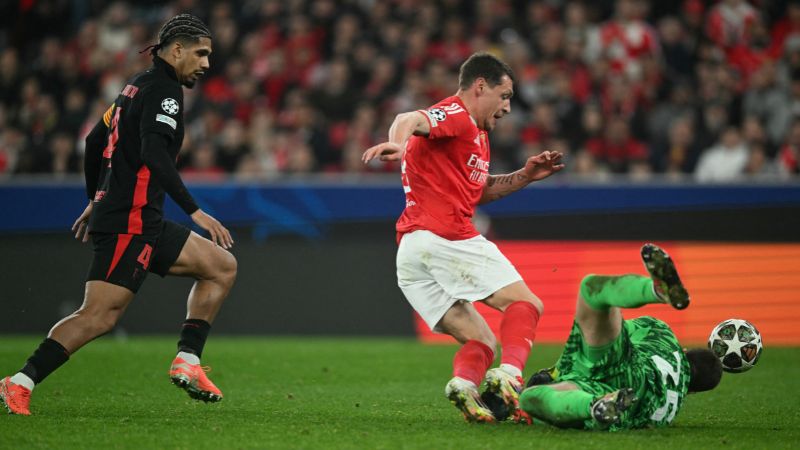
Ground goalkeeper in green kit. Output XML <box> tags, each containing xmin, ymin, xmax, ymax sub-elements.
<box><xmin>484</xmin><ymin>244</ymin><xmax>723</xmax><ymax>430</ymax></box>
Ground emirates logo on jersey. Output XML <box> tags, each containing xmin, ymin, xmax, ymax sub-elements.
<box><xmin>466</xmin><ymin>153</ymin><xmax>489</xmax><ymax>184</ymax></box>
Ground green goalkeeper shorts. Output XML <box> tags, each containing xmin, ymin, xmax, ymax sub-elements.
<box><xmin>552</xmin><ymin>319</ymin><xmax>635</xmax><ymax>398</ymax></box>
<box><xmin>551</xmin><ymin>316</ymin><xmax>685</xmax><ymax>430</ymax></box>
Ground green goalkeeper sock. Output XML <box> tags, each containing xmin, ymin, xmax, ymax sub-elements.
<box><xmin>519</xmin><ymin>385</ymin><xmax>594</xmax><ymax>426</ymax></box>
<box><xmin>579</xmin><ymin>274</ymin><xmax>661</xmax><ymax>311</ymax></box>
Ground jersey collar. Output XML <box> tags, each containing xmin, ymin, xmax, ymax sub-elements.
<box><xmin>152</xmin><ymin>55</ymin><xmax>180</xmax><ymax>83</ymax></box>
<box><xmin>450</xmin><ymin>95</ymin><xmax>478</xmax><ymax>127</ymax></box>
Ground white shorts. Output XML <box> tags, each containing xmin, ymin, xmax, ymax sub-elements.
<box><xmin>396</xmin><ymin>230</ymin><xmax>523</xmax><ymax>333</ymax></box>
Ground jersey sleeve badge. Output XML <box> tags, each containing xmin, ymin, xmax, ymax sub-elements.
<box><xmin>421</xmin><ymin>108</ymin><xmax>446</xmax><ymax>128</ymax></box>
<box><xmin>156</xmin><ymin>114</ymin><xmax>177</xmax><ymax>130</ymax></box>
<box><xmin>429</xmin><ymin>108</ymin><xmax>446</xmax><ymax>122</ymax></box>
<box><xmin>161</xmin><ymin>98</ymin><xmax>180</xmax><ymax>115</ymax></box>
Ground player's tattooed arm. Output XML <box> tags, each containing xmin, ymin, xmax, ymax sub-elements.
<box><xmin>487</xmin><ymin>172</ymin><xmax>529</xmax><ymax>186</ymax></box>
<box><xmin>479</xmin><ymin>170</ymin><xmax>533</xmax><ymax>204</ymax></box>
<box><xmin>479</xmin><ymin>150</ymin><xmax>565</xmax><ymax>205</ymax></box>
<box><xmin>362</xmin><ymin>111</ymin><xmax>430</xmax><ymax>163</ymax></box>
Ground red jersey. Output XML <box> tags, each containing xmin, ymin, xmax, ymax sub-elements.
<box><xmin>396</xmin><ymin>96</ymin><xmax>490</xmax><ymax>242</ymax></box>
<box><xmin>599</xmin><ymin>20</ymin><xmax>659</xmax><ymax>78</ymax></box>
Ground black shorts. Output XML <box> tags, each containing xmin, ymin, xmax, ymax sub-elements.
<box><xmin>87</xmin><ymin>220</ymin><xmax>191</xmax><ymax>293</ymax></box>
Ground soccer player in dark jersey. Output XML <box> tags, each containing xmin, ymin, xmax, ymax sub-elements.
<box><xmin>0</xmin><ymin>14</ymin><xmax>237</xmax><ymax>415</ymax></box>
<box><xmin>484</xmin><ymin>244</ymin><xmax>723</xmax><ymax>429</ymax></box>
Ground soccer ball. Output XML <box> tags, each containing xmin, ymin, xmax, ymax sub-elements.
<box><xmin>707</xmin><ymin>319</ymin><xmax>763</xmax><ymax>373</ymax></box>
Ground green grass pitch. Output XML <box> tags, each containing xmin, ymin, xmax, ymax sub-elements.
<box><xmin>0</xmin><ymin>337</ymin><xmax>798</xmax><ymax>449</ymax></box>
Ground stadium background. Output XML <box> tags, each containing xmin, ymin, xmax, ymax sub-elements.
<box><xmin>1</xmin><ymin>0</ymin><xmax>799</xmax><ymax>347</ymax></box>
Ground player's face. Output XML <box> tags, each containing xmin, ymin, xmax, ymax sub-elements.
<box><xmin>177</xmin><ymin>37</ymin><xmax>212</xmax><ymax>89</ymax></box>
<box><xmin>478</xmin><ymin>75</ymin><xmax>513</xmax><ymax>132</ymax></box>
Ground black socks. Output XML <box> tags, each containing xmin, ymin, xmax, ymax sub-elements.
<box><xmin>177</xmin><ymin>319</ymin><xmax>211</xmax><ymax>358</ymax></box>
<box><xmin>20</xmin><ymin>338</ymin><xmax>70</xmax><ymax>384</ymax></box>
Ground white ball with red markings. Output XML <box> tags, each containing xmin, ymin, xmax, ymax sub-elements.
<box><xmin>708</xmin><ymin>319</ymin><xmax>762</xmax><ymax>373</ymax></box>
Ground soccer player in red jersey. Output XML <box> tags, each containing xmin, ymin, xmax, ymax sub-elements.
<box><xmin>362</xmin><ymin>52</ymin><xmax>564</xmax><ymax>422</ymax></box>
<box><xmin>0</xmin><ymin>15</ymin><xmax>236</xmax><ymax>416</ymax></box>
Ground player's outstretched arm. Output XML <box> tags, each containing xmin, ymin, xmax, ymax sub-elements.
<box><xmin>479</xmin><ymin>150</ymin><xmax>564</xmax><ymax>205</ymax></box>
<box><xmin>361</xmin><ymin>111</ymin><xmax>430</xmax><ymax>163</ymax></box>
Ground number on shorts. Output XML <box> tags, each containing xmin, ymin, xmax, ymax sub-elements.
<box><xmin>137</xmin><ymin>244</ymin><xmax>152</xmax><ymax>269</ymax></box>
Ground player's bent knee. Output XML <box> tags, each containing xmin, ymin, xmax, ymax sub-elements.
<box><xmin>216</xmin><ymin>249</ymin><xmax>237</xmax><ymax>285</ymax></box>
<box><xmin>511</xmin><ymin>284</ymin><xmax>544</xmax><ymax>314</ymax></box>
<box><xmin>578</xmin><ymin>274</ymin><xmax>597</xmax><ymax>305</ymax></box>
<box><xmin>196</xmin><ymin>246</ymin><xmax>237</xmax><ymax>285</ymax></box>
<box><xmin>486</xmin><ymin>283</ymin><xmax>544</xmax><ymax>315</ymax></box>
<box><xmin>511</xmin><ymin>296</ymin><xmax>544</xmax><ymax>316</ymax></box>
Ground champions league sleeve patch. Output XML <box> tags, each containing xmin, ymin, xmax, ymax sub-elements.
<box><xmin>156</xmin><ymin>113</ymin><xmax>177</xmax><ymax>130</ymax></box>
<box><xmin>421</xmin><ymin>108</ymin><xmax>446</xmax><ymax>127</ymax></box>
<box><xmin>429</xmin><ymin>108</ymin><xmax>446</xmax><ymax>122</ymax></box>
<box><xmin>161</xmin><ymin>98</ymin><xmax>180</xmax><ymax>115</ymax></box>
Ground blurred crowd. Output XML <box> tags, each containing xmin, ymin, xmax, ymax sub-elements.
<box><xmin>1</xmin><ymin>0</ymin><xmax>800</xmax><ymax>181</ymax></box>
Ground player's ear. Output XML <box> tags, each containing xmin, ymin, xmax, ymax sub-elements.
<box><xmin>475</xmin><ymin>78</ymin><xmax>485</xmax><ymax>95</ymax></box>
<box><xmin>172</xmin><ymin>41</ymin><xmax>184</xmax><ymax>60</ymax></box>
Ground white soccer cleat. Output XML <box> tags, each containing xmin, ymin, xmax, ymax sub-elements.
<box><xmin>444</xmin><ymin>377</ymin><xmax>495</xmax><ymax>423</ymax></box>
<box><xmin>484</xmin><ymin>367</ymin><xmax>531</xmax><ymax>424</ymax></box>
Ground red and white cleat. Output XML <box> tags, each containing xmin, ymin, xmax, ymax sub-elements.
<box><xmin>0</xmin><ymin>377</ymin><xmax>31</xmax><ymax>415</ymax></box>
<box><xmin>169</xmin><ymin>356</ymin><xmax>223</xmax><ymax>403</ymax></box>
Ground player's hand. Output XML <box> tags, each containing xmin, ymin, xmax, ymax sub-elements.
<box><xmin>362</xmin><ymin>142</ymin><xmax>404</xmax><ymax>163</ymax></box>
<box><xmin>191</xmin><ymin>209</ymin><xmax>234</xmax><ymax>249</ymax></box>
<box><xmin>521</xmin><ymin>150</ymin><xmax>565</xmax><ymax>182</ymax></box>
<box><xmin>72</xmin><ymin>201</ymin><xmax>93</xmax><ymax>243</ymax></box>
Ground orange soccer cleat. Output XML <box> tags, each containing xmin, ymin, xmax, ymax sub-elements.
<box><xmin>169</xmin><ymin>356</ymin><xmax>223</xmax><ymax>402</ymax></box>
<box><xmin>0</xmin><ymin>377</ymin><xmax>32</xmax><ymax>415</ymax></box>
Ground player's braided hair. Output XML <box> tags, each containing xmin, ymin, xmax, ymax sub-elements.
<box><xmin>140</xmin><ymin>14</ymin><xmax>211</xmax><ymax>55</ymax></box>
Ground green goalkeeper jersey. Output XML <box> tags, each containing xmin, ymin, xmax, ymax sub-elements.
<box><xmin>554</xmin><ymin>316</ymin><xmax>691</xmax><ymax>430</ymax></box>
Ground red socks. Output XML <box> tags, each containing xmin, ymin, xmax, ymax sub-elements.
<box><xmin>452</xmin><ymin>340</ymin><xmax>494</xmax><ymax>386</ymax></box>
<box><xmin>451</xmin><ymin>301</ymin><xmax>540</xmax><ymax>385</ymax></box>
<box><xmin>500</xmin><ymin>301</ymin><xmax>540</xmax><ymax>373</ymax></box>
